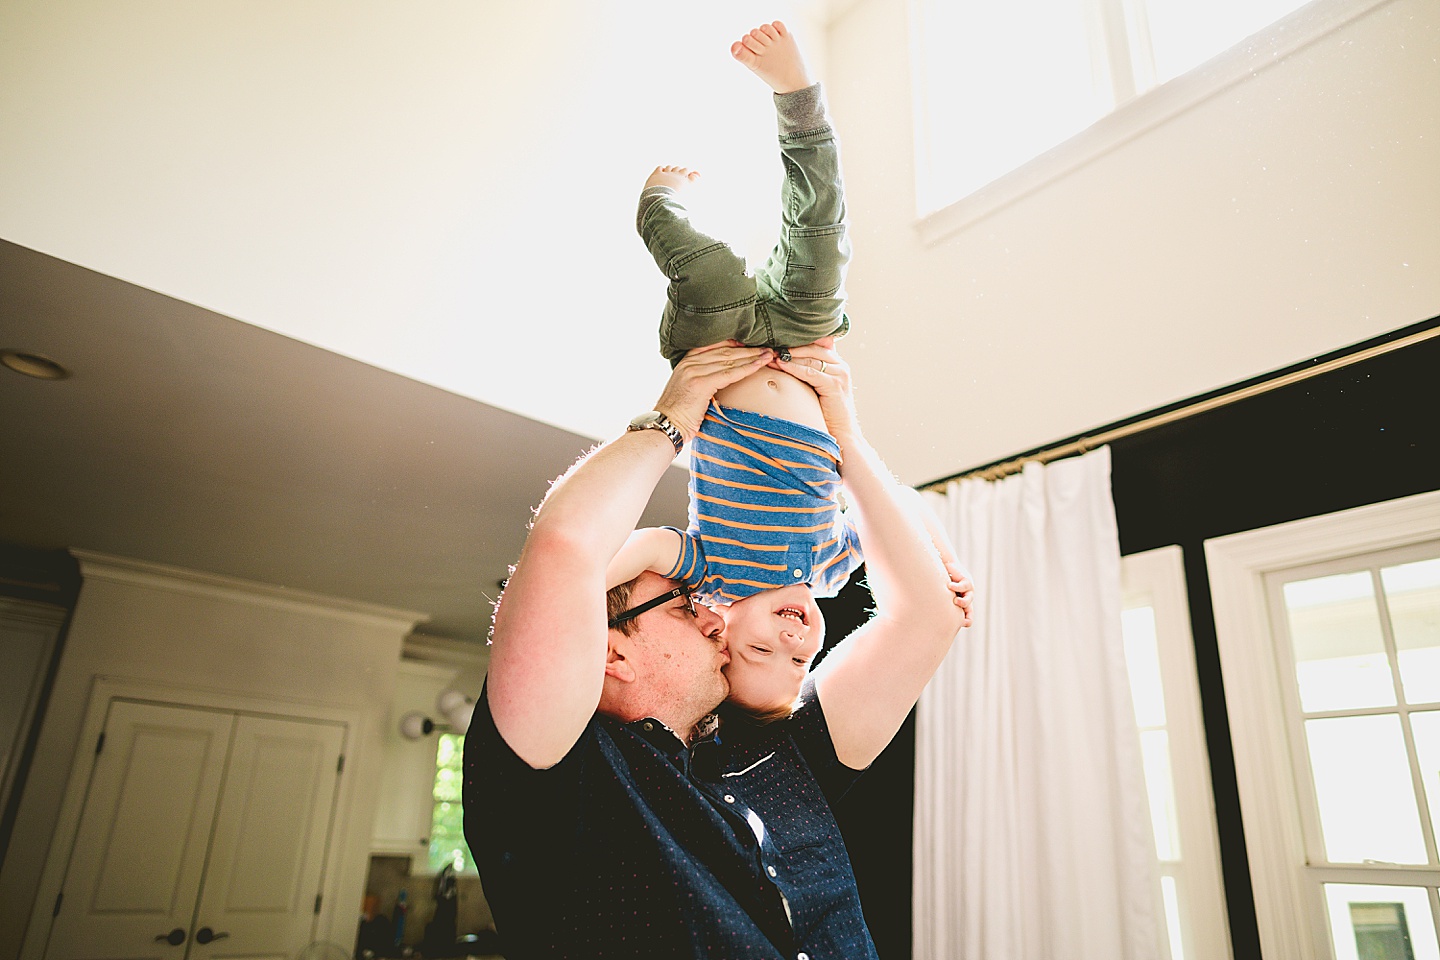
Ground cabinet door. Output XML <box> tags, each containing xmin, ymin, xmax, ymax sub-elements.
<box><xmin>45</xmin><ymin>701</ymin><xmax>233</xmax><ymax>960</ymax></box>
<box><xmin>187</xmin><ymin>715</ymin><xmax>345</xmax><ymax>960</ymax></box>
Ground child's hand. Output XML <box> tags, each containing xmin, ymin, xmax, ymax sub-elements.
<box><xmin>945</xmin><ymin>561</ymin><xmax>975</xmax><ymax>628</ymax></box>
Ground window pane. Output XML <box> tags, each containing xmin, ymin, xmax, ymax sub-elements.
<box><xmin>1306</xmin><ymin>715</ymin><xmax>1426</xmax><ymax>864</ymax></box>
<box><xmin>1123</xmin><ymin>606</ymin><xmax>1167</xmax><ymax>727</ymax></box>
<box><xmin>1144</xmin><ymin>0</ymin><xmax>1312</xmax><ymax>84</ymax></box>
<box><xmin>1410</xmin><ymin>710</ymin><xmax>1440</xmax><ymax>854</ymax></box>
<box><xmin>429</xmin><ymin>733</ymin><xmax>474</xmax><ymax>874</ymax></box>
<box><xmin>916</xmin><ymin>0</ymin><xmax>1107</xmax><ymax>205</ymax></box>
<box><xmin>1141</xmin><ymin>729</ymin><xmax>1182</xmax><ymax>861</ymax></box>
<box><xmin>1284</xmin><ymin>572</ymin><xmax>1395</xmax><ymax>711</ymax></box>
<box><xmin>1323</xmin><ymin>884</ymin><xmax>1440</xmax><ymax>960</ymax></box>
<box><xmin>1383</xmin><ymin>558</ymin><xmax>1440</xmax><ymax>705</ymax></box>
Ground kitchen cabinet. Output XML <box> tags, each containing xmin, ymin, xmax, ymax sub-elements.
<box><xmin>371</xmin><ymin>660</ymin><xmax>459</xmax><ymax>861</ymax></box>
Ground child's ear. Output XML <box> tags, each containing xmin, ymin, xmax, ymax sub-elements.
<box><xmin>604</xmin><ymin>644</ymin><xmax>637</xmax><ymax>684</ymax></box>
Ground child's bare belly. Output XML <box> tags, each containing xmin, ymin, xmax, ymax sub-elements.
<box><xmin>714</xmin><ymin>365</ymin><xmax>828</xmax><ymax>433</ymax></box>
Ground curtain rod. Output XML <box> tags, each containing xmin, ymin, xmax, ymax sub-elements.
<box><xmin>918</xmin><ymin>321</ymin><xmax>1440</xmax><ymax>491</ymax></box>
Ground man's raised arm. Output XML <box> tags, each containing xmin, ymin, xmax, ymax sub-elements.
<box><xmin>487</xmin><ymin>343</ymin><xmax>773</xmax><ymax>768</ymax></box>
<box><xmin>777</xmin><ymin>345</ymin><xmax>968</xmax><ymax>769</ymax></box>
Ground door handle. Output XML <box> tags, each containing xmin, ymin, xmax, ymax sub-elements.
<box><xmin>194</xmin><ymin>927</ymin><xmax>230</xmax><ymax>944</ymax></box>
<box><xmin>153</xmin><ymin>928</ymin><xmax>186</xmax><ymax>946</ymax></box>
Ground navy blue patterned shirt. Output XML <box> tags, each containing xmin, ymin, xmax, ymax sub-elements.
<box><xmin>463</xmin><ymin>678</ymin><xmax>878</xmax><ymax>960</ymax></box>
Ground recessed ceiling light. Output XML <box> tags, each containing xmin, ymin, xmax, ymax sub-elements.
<box><xmin>1</xmin><ymin>350</ymin><xmax>71</xmax><ymax>381</ymax></box>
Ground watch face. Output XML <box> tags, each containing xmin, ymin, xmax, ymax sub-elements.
<box><xmin>630</xmin><ymin>411</ymin><xmax>662</xmax><ymax>429</ymax></box>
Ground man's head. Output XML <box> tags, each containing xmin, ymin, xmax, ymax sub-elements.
<box><xmin>599</xmin><ymin>571</ymin><xmax>730</xmax><ymax>735</ymax></box>
<box><xmin>717</xmin><ymin>583</ymin><xmax>824</xmax><ymax>718</ymax></box>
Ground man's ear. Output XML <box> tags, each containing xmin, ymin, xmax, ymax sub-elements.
<box><xmin>604</xmin><ymin>639</ymin><xmax>637</xmax><ymax>684</ymax></box>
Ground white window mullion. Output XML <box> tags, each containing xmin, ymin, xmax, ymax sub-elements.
<box><xmin>1089</xmin><ymin>0</ymin><xmax>1138</xmax><ymax>105</ymax></box>
<box><xmin>1376</xmin><ymin>564</ymin><xmax>1440</xmax><ymax>868</ymax></box>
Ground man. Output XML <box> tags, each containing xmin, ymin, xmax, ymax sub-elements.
<box><xmin>464</xmin><ymin>339</ymin><xmax>968</xmax><ymax>959</ymax></box>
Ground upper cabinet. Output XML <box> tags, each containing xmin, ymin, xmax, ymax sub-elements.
<box><xmin>371</xmin><ymin>659</ymin><xmax>462</xmax><ymax>859</ymax></box>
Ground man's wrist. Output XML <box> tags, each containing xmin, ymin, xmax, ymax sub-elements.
<box><xmin>627</xmin><ymin>410</ymin><xmax>685</xmax><ymax>454</ymax></box>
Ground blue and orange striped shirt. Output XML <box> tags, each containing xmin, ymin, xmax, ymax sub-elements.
<box><xmin>664</xmin><ymin>403</ymin><xmax>863</xmax><ymax>605</ymax></box>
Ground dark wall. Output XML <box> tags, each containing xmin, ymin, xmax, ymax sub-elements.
<box><xmin>826</xmin><ymin>317</ymin><xmax>1440</xmax><ymax>959</ymax></box>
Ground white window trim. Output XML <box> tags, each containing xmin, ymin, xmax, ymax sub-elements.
<box><xmin>1124</xmin><ymin>546</ymin><xmax>1234</xmax><ymax>960</ymax></box>
<box><xmin>911</xmin><ymin>0</ymin><xmax>1395</xmax><ymax>244</ymax></box>
<box><xmin>1205</xmin><ymin>488</ymin><xmax>1440</xmax><ymax>960</ymax></box>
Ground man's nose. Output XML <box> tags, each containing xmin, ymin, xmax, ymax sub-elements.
<box><xmin>699</xmin><ymin>605</ymin><xmax>725</xmax><ymax>639</ymax></box>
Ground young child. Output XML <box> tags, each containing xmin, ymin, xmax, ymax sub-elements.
<box><xmin>611</xmin><ymin>21</ymin><xmax>969</xmax><ymax>719</ymax></box>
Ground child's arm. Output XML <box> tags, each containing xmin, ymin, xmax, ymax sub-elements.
<box><xmin>605</xmin><ymin>527</ymin><xmax>686</xmax><ymax>590</ymax></box>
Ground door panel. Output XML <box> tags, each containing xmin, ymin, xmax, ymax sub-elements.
<box><xmin>189</xmin><ymin>715</ymin><xmax>344</xmax><ymax>959</ymax></box>
<box><xmin>45</xmin><ymin>701</ymin><xmax>233</xmax><ymax>960</ymax></box>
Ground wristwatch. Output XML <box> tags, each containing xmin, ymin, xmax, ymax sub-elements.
<box><xmin>627</xmin><ymin>410</ymin><xmax>684</xmax><ymax>454</ymax></box>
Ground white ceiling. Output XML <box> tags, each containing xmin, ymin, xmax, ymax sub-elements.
<box><xmin>0</xmin><ymin>240</ymin><xmax>691</xmax><ymax>641</ymax></box>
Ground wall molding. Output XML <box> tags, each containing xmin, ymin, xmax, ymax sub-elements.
<box><xmin>71</xmin><ymin>549</ymin><xmax>426</xmax><ymax>634</ymax></box>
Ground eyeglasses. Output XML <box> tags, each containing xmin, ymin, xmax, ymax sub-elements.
<box><xmin>608</xmin><ymin>587</ymin><xmax>700</xmax><ymax>628</ymax></box>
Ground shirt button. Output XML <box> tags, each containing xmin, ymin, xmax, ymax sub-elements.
<box><xmin>723</xmin><ymin>794</ymin><xmax>735</xmax><ymax>803</ymax></box>
<box><xmin>798</xmin><ymin>953</ymin><xmax>810</xmax><ymax>960</ymax></box>
<box><xmin>793</xmin><ymin>569</ymin><xmax>803</xmax><ymax>578</ymax></box>
<box><xmin>642</xmin><ymin>722</ymin><xmax>654</xmax><ymax>731</ymax></box>
<box><xmin>767</xmin><ymin>865</ymin><xmax>778</xmax><ymax>877</ymax></box>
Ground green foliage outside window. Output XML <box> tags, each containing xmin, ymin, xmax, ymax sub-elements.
<box><xmin>428</xmin><ymin>733</ymin><xmax>473</xmax><ymax>874</ymax></box>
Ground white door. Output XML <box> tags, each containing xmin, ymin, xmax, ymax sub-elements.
<box><xmin>188</xmin><ymin>715</ymin><xmax>344</xmax><ymax>960</ymax></box>
<box><xmin>44</xmin><ymin>702</ymin><xmax>346</xmax><ymax>960</ymax></box>
<box><xmin>44</xmin><ymin>701</ymin><xmax>233</xmax><ymax>960</ymax></box>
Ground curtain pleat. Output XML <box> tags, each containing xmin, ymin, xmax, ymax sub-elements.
<box><xmin>914</xmin><ymin>447</ymin><xmax>1161</xmax><ymax>960</ymax></box>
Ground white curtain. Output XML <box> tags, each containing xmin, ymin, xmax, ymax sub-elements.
<box><xmin>913</xmin><ymin>446</ymin><xmax>1160</xmax><ymax>960</ymax></box>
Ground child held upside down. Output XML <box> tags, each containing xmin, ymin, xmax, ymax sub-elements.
<box><xmin>609</xmin><ymin>21</ymin><xmax>972</xmax><ymax>719</ymax></box>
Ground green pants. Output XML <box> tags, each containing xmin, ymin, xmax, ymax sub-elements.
<box><xmin>638</xmin><ymin>83</ymin><xmax>850</xmax><ymax>367</ymax></box>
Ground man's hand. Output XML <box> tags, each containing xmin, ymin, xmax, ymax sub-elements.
<box><xmin>769</xmin><ymin>337</ymin><xmax>858</xmax><ymax>448</ymax></box>
<box><xmin>658</xmin><ymin>341</ymin><xmax>775</xmax><ymax>441</ymax></box>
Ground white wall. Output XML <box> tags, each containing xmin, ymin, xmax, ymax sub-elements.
<box><xmin>0</xmin><ymin>554</ymin><xmax>421</xmax><ymax>958</ymax></box>
<box><xmin>0</xmin><ymin>0</ymin><xmax>827</xmax><ymax>447</ymax></box>
<box><xmin>826</xmin><ymin>0</ymin><xmax>1440</xmax><ymax>481</ymax></box>
<box><xmin>2</xmin><ymin>1</ymin><xmax>1434</xmax><ymax>484</ymax></box>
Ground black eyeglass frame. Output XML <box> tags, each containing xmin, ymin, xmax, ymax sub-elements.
<box><xmin>608</xmin><ymin>586</ymin><xmax>697</xmax><ymax>628</ymax></box>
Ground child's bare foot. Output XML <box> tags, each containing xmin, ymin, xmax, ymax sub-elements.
<box><xmin>730</xmin><ymin>21</ymin><xmax>812</xmax><ymax>94</ymax></box>
<box><xmin>645</xmin><ymin>165</ymin><xmax>701</xmax><ymax>193</ymax></box>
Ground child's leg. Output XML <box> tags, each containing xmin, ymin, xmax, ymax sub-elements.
<box><xmin>733</xmin><ymin>23</ymin><xmax>850</xmax><ymax>348</ymax></box>
<box><xmin>638</xmin><ymin>168</ymin><xmax>766</xmax><ymax>367</ymax></box>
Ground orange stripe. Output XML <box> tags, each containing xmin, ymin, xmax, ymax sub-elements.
<box><xmin>692</xmin><ymin>450</ymin><xmax>767</xmax><ymax>477</ymax></box>
<box><xmin>705</xmin><ymin>408</ymin><xmax>834</xmax><ymax>460</ymax></box>
<box><xmin>705</xmin><ymin>555</ymin><xmax>789</xmax><ymax>572</ymax></box>
<box><xmin>701</xmin><ymin>434</ymin><xmax>835</xmax><ymax>476</ymax></box>
<box><xmin>814</xmin><ymin>547</ymin><xmax>853</xmax><ymax>574</ymax></box>
<box><xmin>699</xmin><ymin>535</ymin><xmax>789</xmax><ymax>552</ymax></box>
<box><xmin>697</xmin><ymin>512</ymin><xmax>834</xmax><ymax>534</ymax></box>
<box><xmin>730</xmin><ymin>428</ymin><xmax>833</xmax><ymax>463</ymax></box>
<box><xmin>694</xmin><ymin>473</ymin><xmax>803</xmax><ymax>496</ymax></box>
<box><xmin>694</xmin><ymin>492</ymin><xmax>835</xmax><ymax>515</ymax></box>
<box><xmin>707</xmin><ymin>574</ymin><xmax>797</xmax><ymax>592</ymax></box>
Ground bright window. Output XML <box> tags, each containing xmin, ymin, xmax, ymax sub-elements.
<box><xmin>1122</xmin><ymin>546</ymin><xmax>1232</xmax><ymax>959</ymax></box>
<box><xmin>427</xmin><ymin>732</ymin><xmax>473</xmax><ymax>874</ymax></box>
<box><xmin>910</xmin><ymin>0</ymin><xmax>1330</xmax><ymax>218</ymax></box>
<box><xmin>1264</xmin><ymin>546</ymin><xmax>1440</xmax><ymax>957</ymax></box>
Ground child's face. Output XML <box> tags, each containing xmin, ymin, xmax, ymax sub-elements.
<box><xmin>718</xmin><ymin>584</ymin><xmax>825</xmax><ymax>715</ymax></box>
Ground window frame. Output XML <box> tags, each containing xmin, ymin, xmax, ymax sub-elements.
<box><xmin>1206</xmin><ymin>488</ymin><xmax>1440</xmax><ymax>959</ymax></box>
<box><xmin>909</xmin><ymin>0</ymin><xmax>1394</xmax><ymax>242</ymax></box>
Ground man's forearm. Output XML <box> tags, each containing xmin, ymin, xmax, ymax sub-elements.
<box><xmin>839</xmin><ymin>434</ymin><xmax>957</xmax><ymax>625</ymax></box>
